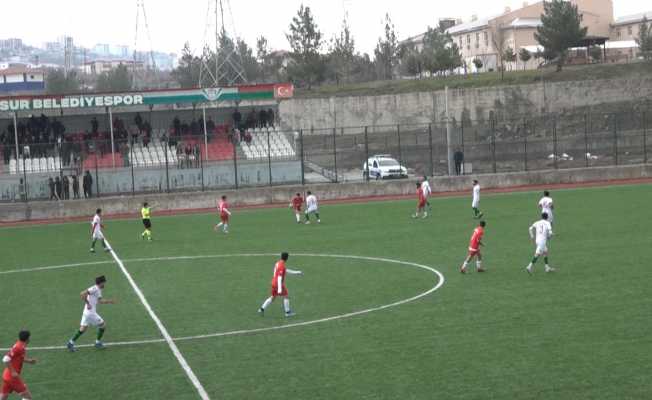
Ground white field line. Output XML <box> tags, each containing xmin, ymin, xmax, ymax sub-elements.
<box><xmin>1</xmin><ymin>254</ymin><xmax>445</xmax><ymax>354</ymax></box>
<box><xmin>104</xmin><ymin>239</ymin><xmax>210</xmax><ymax>400</ymax></box>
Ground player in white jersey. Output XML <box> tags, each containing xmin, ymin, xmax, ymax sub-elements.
<box><xmin>538</xmin><ymin>191</ymin><xmax>554</xmax><ymax>225</ymax></box>
<box><xmin>67</xmin><ymin>275</ymin><xmax>115</xmax><ymax>351</ymax></box>
<box><xmin>421</xmin><ymin>176</ymin><xmax>432</xmax><ymax>214</ymax></box>
<box><xmin>89</xmin><ymin>208</ymin><xmax>109</xmax><ymax>253</ymax></box>
<box><xmin>471</xmin><ymin>180</ymin><xmax>483</xmax><ymax>219</ymax></box>
<box><xmin>526</xmin><ymin>213</ymin><xmax>555</xmax><ymax>274</ymax></box>
<box><xmin>304</xmin><ymin>191</ymin><xmax>321</xmax><ymax>224</ymax></box>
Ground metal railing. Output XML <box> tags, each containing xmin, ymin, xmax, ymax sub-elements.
<box><xmin>0</xmin><ymin>110</ymin><xmax>649</xmax><ymax>203</ymax></box>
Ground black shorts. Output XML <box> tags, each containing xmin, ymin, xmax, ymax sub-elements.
<box><xmin>142</xmin><ymin>219</ymin><xmax>152</xmax><ymax>229</ymax></box>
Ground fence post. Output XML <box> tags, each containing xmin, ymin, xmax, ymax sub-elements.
<box><xmin>613</xmin><ymin>113</ymin><xmax>619</xmax><ymax>166</ymax></box>
<box><xmin>364</xmin><ymin>126</ymin><xmax>370</xmax><ymax>182</ymax></box>
<box><xmin>553</xmin><ymin>116</ymin><xmax>558</xmax><ymax>170</ymax></box>
<box><xmin>491</xmin><ymin>117</ymin><xmax>497</xmax><ymax>173</ymax></box>
<box><xmin>333</xmin><ymin>128</ymin><xmax>338</xmax><ymax>183</ymax></box>
<box><xmin>232</xmin><ymin>136</ymin><xmax>239</xmax><ymax>190</ymax></box>
<box><xmin>396</xmin><ymin>124</ymin><xmax>403</xmax><ymax>169</ymax></box>
<box><xmin>644</xmin><ymin>111</ymin><xmax>648</xmax><ymax>164</ymax></box>
<box><xmin>523</xmin><ymin>120</ymin><xmax>528</xmax><ymax>172</ymax></box>
<box><xmin>130</xmin><ymin>140</ymin><xmax>135</xmax><ymax>196</ymax></box>
<box><xmin>164</xmin><ymin>139</ymin><xmax>170</xmax><ymax>193</ymax></box>
<box><xmin>584</xmin><ymin>113</ymin><xmax>589</xmax><ymax>167</ymax></box>
<box><xmin>21</xmin><ymin>154</ymin><xmax>28</xmax><ymax>202</ymax></box>
<box><xmin>299</xmin><ymin>129</ymin><xmax>305</xmax><ymax>186</ymax></box>
<box><xmin>200</xmin><ymin>146</ymin><xmax>205</xmax><ymax>192</ymax></box>
<box><xmin>428</xmin><ymin>123</ymin><xmax>434</xmax><ymax>176</ymax></box>
<box><xmin>267</xmin><ymin>129</ymin><xmax>273</xmax><ymax>186</ymax></box>
<box><xmin>94</xmin><ymin>147</ymin><xmax>100</xmax><ymax>197</ymax></box>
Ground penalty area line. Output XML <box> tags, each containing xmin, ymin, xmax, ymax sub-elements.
<box><xmin>104</xmin><ymin>239</ymin><xmax>211</xmax><ymax>400</ymax></box>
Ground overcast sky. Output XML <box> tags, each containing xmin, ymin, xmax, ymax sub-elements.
<box><xmin>4</xmin><ymin>0</ymin><xmax>650</xmax><ymax>56</ymax></box>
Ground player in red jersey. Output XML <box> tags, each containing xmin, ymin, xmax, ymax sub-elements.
<box><xmin>289</xmin><ymin>192</ymin><xmax>304</xmax><ymax>224</ymax></box>
<box><xmin>214</xmin><ymin>195</ymin><xmax>231</xmax><ymax>234</ymax></box>
<box><xmin>413</xmin><ymin>182</ymin><xmax>428</xmax><ymax>219</ymax></box>
<box><xmin>2</xmin><ymin>330</ymin><xmax>36</xmax><ymax>400</ymax></box>
<box><xmin>258</xmin><ymin>252</ymin><xmax>303</xmax><ymax>317</ymax></box>
<box><xmin>460</xmin><ymin>220</ymin><xmax>486</xmax><ymax>273</ymax></box>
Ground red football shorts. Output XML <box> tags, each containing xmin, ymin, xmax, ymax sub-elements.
<box><xmin>468</xmin><ymin>248</ymin><xmax>480</xmax><ymax>257</ymax></box>
<box><xmin>220</xmin><ymin>214</ymin><xmax>229</xmax><ymax>223</ymax></box>
<box><xmin>2</xmin><ymin>377</ymin><xmax>27</xmax><ymax>395</ymax></box>
<box><xmin>418</xmin><ymin>199</ymin><xmax>426</xmax><ymax>208</ymax></box>
<box><xmin>271</xmin><ymin>285</ymin><xmax>288</xmax><ymax>297</ymax></box>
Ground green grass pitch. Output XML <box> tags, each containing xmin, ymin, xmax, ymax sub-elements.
<box><xmin>1</xmin><ymin>183</ymin><xmax>651</xmax><ymax>400</ymax></box>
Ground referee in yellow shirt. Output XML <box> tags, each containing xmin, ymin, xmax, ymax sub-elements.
<box><xmin>141</xmin><ymin>202</ymin><xmax>152</xmax><ymax>241</ymax></box>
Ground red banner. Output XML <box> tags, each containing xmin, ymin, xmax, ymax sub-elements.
<box><xmin>274</xmin><ymin>83</ymin><xmax>294</xmax><ymax>99</ymax></box>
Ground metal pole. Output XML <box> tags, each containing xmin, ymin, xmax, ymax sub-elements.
<box><xmin>267</xmin><ymin>129</ymin><xmax>272</xmax><ymax>186</ymax></box>
<box><xmin>12</xmin><ymin>112</ymin><xmax>19</xmax><ymax>164</ymax></box>
<box><xmin>396</xmin><ymin>124</ymin><xmax>402</xmax><ymax>171</ymax></box>
<box><xmin>613</xmin><ymin>113</ymin><xmax>618</xmax><ymax>165</ymax></box>
<box><xmin>644</xmin><ymin>111</ymin><xmax>648</xmax><ymax>164</ymax></box>
<box><xmin>491</xmin><ymin>117</ymin><xmax>497</xmax><ymax>173</ymax></box>
<box><xmin>130</xmin><ymin>139</ymin><xmax>135</xmax><ymax>196</ymax></box>
<box><xmin>445</xmin><ymin>86</ymin><xmax>454</xmax><ymax>175</ymax></box>
<box><xmin>94</xmin><ymin>147</ymin><xmax>100</xmax><ymax>197</ymax></box>
<box><xmin>164</xmin><ymin>138</ymin><xmax>170</xmax><ymax>193</ymax></box>
<box><xmin>108</xmin><ymin>107</ymin><xmax>115</xmax><ymax>168</ymax></box>
<box><xmin>232</xmin><ymin>136</ymin><xmax>239</xmax><ymax>189</ymax></box>
<box><xmin>428</xmin><ymin>123</ymin><xmax>434</xmax><ymax>176</ymax></box>
<box><xmin>333</xmin><ymin>128</ymin><xmax>338</xmax><ymax>183</ymax></box>
<box><xmin>584</xmin><ymin>113</ymin><xmax>589</xmax><ymax>167</ymax></box>
<box><xmin>524</xmin><ymin>120</ymin><xmax>528</xmax><ymax>171</ymax></box>
<box><xmin>364</xmin><ymin>126</ymin><xmax>370</xmax><ymax>182</ymax></box>
<box><xmin>299</xmin><ymin>129</ymin><xmax>305</xmax><ymax>186</ymax></box>
<box><xmin>202</xmin><ymin>105</ymin><xmax>209</xmax><ymax>161</ymax></box>
<box><xmin>200</xmin><ymin>146</ymin><xmax>205</xmax><ymax>191</ymax></box>
<box><xmin>553</xmin><ymin>116</ymin><xmax>558</xmax><ymax>170</ymax></box>
<box><xmin>22</xmin><ymin>154</ymin><xmax>28</xmax><ymax>202</ymax></box>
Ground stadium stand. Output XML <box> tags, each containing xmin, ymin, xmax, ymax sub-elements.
<box><xmin>241</xmin><ymin>127</ymin><xmax>296</xmax><ymax>160</ymax></box>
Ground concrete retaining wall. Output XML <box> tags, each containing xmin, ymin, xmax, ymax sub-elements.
<box><xmin>1</xmin><ymin>163</ymin><xmax>650</xmax><ymax>223</ymax></box>
<box><xmin>279</xmin><ymin>77</ymin><xmax>652</xmax><ymax>131</ymax></box>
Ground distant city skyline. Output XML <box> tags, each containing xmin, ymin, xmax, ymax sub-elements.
<box><xmin>2</xmin><ymin>0</ymin><xmax>650</xmax><ymax>59</ymax></box>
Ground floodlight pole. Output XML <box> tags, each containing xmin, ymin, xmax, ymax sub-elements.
<box><xmin>108</xmin><ymin>107</ymin><xmax>116</xmax><ymax>168</ymax></box>
<box><xmin>13</xmin><ymin>112</ymin><xmax>19</xmax><ymax>164</ymax></box>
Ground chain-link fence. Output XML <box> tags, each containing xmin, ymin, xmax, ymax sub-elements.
<box><xmin>0</xmin><ymin>110</ymin><xmax>649</xmax><ymax>202</ymax></box>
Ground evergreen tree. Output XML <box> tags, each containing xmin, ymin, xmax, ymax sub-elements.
<box><xmin>374</xmin><ymin>13</ymin><xmax>400</xmax><ymax>80</ymax></box>
<box><xmin>46</xmin><ymin>69</ymin><xmax>81</xmax><ymax>94</ymax></box>
<box><xmin>96</xmin><ymin>64</ymin><xmax>132</xmax><ymax>92</ymax></box>
<box><xmin>328</xmin><ymin>17</ymin><xmax>356</xmax><ymax>85</ymax></box>
<box><xmin>171</xmin><ymin>42</ymin><xmax>201</xmax><ymax>88</ymax></box>
<box><xmin>286</xmin><ymin>4</ymin><xmax>325</xmax><ymax>89</ymax></box>
<box><xmin>636</xmin><ymin>17</ymin><xmax>652</xmax><ymax>61</ymax></box>
<box><xmin>518</xmin><ymin>48</ymin><xmax>532</xmax><ymax>69</ymax></box>
<box><xmin>534</xmin><ymin>0</ymin><xmax>588</xmax><ymax>71</ymax></box>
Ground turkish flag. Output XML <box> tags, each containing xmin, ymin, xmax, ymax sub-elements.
<box><xmin>274</xmin><ymin>83</ymin><xmax>294</xmax><ymax>99</ymax></box>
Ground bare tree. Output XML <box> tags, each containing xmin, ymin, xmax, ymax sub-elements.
<box><xmin>489</xmin><ymin>22</ymin><xmax>507</xmax><ymax>80</ymax></box>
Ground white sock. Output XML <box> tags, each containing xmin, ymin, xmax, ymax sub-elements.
<box><xmin>283</xmin><ymin>298</ymin><xmax>290</xmax><ymax>313</ymax></box>
<box><xmin>223</xmin><ymin>224</ymin><xmax>228</xmax><ymax>231</ymax></box>
<box><xmin>261</xmin><ymin>297</ymin><xmax>273</xmax><ymax>310</ymax></box>
<box><xmin>295</xmin><ymin>214</ymin><xmax>300</xmax><ymax>223</ymax></box>
<box><xmin>216</xmin><ymin>222</ymin><xmax>223</xmax><ymax>228</ymax></box>
<box><xmin>462</xmin><ymin>261</ymin><xmax>468</xmax><ymax>269</ymax></box>
<box><xmin>476</xmin><ymin>261</ymin><xmax>482</xmax><ymax>270</ymax></box>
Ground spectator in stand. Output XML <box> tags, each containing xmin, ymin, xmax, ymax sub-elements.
<box><xmin>259</xmin><ymin>109</ymin><xmax>267</xmax><ymax>127</ymax></box>
<box><xmin>176</xmin><ymin>142</ymin><xmax>184</xmax><ymax>168</ymax></box>
<box><xmin>267</xmin><ymin>108</ymin><xmax>275</xmax><ymax>127</ymax></box>
<box><xmin>244</xmin><ymin>130</ymin><xmax>252</xmax><ymax>144</ymax></box>
<box><xmin>48</xmin><ymin>177</ymin><xmax>58</xmax><ymax>200</ymax></box>
<box><xmin>173</xmin><ymin>116</ymin><xmax>181</xmax><ymax>137</ymax></box>
<box><xmin>185</xmin><ymin>142</ymin><xmax>192</xmax><ymax>168</ymax></box>
<box><xmin>68</xmin><ymin>175</ymin><xmax>74</xmax><ymax>200</ymax></box>
<box><xmin>62</xmin><ymin>175</ymin><xmax>70</xmax><ymax>200</ymax></box>
<box><xmin>454</xmin><ymin>148</ymin><xmax>464</xmax><ymax>175</ymax></box>
<box><xmin>55</xmin><ymin>176</ymin><xmax>63</xmax><ymax>200</ymax></box>
<box><xmin>83</xmin><ymin>170</ymin><xmax>93</xmax><ymax>198</ymax></box>
<box><xmin>232</xmin><ymin>109</ymin><xmax>242</xmax><ymax>131</ymax></box>
<box><xmin>190</xmin><ymin>119</ymin><xmax>199</xmax><ymax>135</ymax></box>
<box><xmin>120</xmin><ymin>142</ymin><xmax>130</xmax><ymax>167</ymax></box>
<box><xmin>134</xmin><ymin>113</ymin><xmax>144</xmax><ymax>134</ymax></box>
<box><xmin>72</xmin><ymin>175</ymin><xmax>80</xmax><ymax>199</ymax></box>
<box><xmin>91</xmin><ymin>117</ymin><xmax>99</xmax><ymax>135</ymax></box>
<box><xmin>206</xmin><ymin>117</ymin><xmax>216</xmax><ymax>137</ymax></box>
<box><xmin>246</xmin><ymin>109</ymin><xmax>258</xmax><ymax>130</ymax></box>
<box><xmin>143</xmin><ymin>130</ymin><xmax>150</xmax><ymax>148</ymax></box>
<box><xmin>193</xmin><ymin>143</ymin><xmax>201</xmax><ymax>167</ymax></box>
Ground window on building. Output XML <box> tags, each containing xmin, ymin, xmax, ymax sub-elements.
<box><xmin>466</xmin><ymin>35</ymin><xmax>470</xmax><ymax>44</ymax></box>
<box><xmin>476</xmin><ymin>33</ymin><xmax>480</xmax><ymax>42</ymax></box>
<box><xmin>617</xmin><ymin>29</ymin><xmax>621</xmax><ymax>38</ymax></box>
<box><xmin>628</xmin><ymin>26</ymin><xmax>632</xmax><ymax>35</ymax></box>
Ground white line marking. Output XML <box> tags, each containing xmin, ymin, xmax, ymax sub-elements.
<box><xmin>104</xmin><ymin>239</ymin><xmax>211</xmax><ymax>400</ymax></box>
<box><xmin>2</xmin><ymin>254</ymin><xmax>444</xmax><ymax>353</ymax></box>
